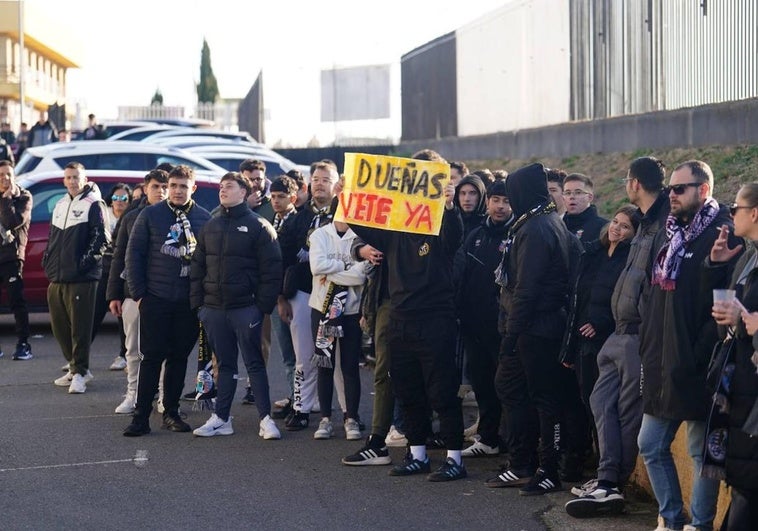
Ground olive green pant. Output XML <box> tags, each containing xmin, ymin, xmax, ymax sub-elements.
<box><xmin>48</xmin><ymin>281</ymin><xmax>98</xmax><ymax>376</ymax></box>
<box><xmin>371</xmin><ymin>300</ymin><xmax>393</xmax><ymax>438</ymax></box>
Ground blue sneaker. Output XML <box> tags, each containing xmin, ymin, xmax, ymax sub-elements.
<box><xmin>428</xmin><ymin>457</ymin><xmax>468</xmax><ymax>482</ymax></box>
<box><xmin>389</xmin><ymin>452</ymin><xmax>431</xmax><ymax>476</ymax></box>
<box><xmin>12</xmin><ymin>342</ymin><xmax>32</xmax><ymax>361</ymax></box>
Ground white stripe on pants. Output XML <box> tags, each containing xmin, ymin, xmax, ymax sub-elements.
<box><xmin>290</xmin><ymin>291</ymin><xmax>318</xmax><ymax>413</ymax></box>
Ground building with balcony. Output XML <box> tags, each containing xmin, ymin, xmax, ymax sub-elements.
<box><xmin>0</xmin><ymin>0</ymin><xmax>82</xmax><ymax>129</ymax></box>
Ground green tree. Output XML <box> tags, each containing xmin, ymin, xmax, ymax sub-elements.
<box><xmin>196</xmin><ymin>39</ymin><xmax>219</xmax><ymax>103</ymax></box>
<box><xmin>151</xmin><ymin>89</ymin><xmax>163</xmax><ymax>106</ymax></box>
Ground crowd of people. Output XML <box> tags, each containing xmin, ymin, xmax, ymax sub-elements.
<box><xmin>0</xmin><ymin>145</ymin><xmax>756</xmax><ymax>530</ymax></box>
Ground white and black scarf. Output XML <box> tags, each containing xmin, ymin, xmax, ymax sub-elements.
<box><xmin>160</xmin><ymin>200</ymin><xmax>198</xmax><ymax>277</ymax></box>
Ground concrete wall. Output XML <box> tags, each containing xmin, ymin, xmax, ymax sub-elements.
<box><xmin>398</xmin><ymin>97</ymin><xmax>758</xmax><ymax>161</ymax></box>
<box><xmin>456</xmin><ymin>0</ymin><xmax>571</xmax><ymax>136</ymax></box>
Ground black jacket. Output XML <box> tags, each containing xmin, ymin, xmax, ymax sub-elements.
<box><xmin>705</xmin><ymin>242</ymin><xmax>758</xmax><ymax>490</ymax></box>
<box><xmin>0</xmin><ymin>185</ymin><xmax>32</xmax><ymax>264</ymax></box>
<box><xmin>454</xmin><ymin>215</ymin><xmax>513</xmax><ymax>333</ymax></box>
<box><xmin>454</xmin><ymin>175</ymin><xmax>487</xmax><ymax>238</ymax></box>
<box><xmin>43</xmin><ymin>184</ymin><xmax>107</xmax><ymax>283</ymax></box>
<box><xmin>126</xmin><ymin>199</ymin><xmax>211</xmax><ymax>302</ymax></box>
<box><xmin>498</xmin><ymin>163</ymin><xmax>576</xmax><ymax>340</ymax></box>
<box><xmin>350</xmin><ymin>206</ymin><xmax>463</xmax><ymax>320</ymax></box>
<box><xmin>106</xmin><ymin>198</ymin><xmax>148</xmax><ymax>302</ymax></box>
<box><xmin>641</xmin><ymin>203</ymin><xmax>739</xmax><ymax>420</ymax></box>
<box><xmin>279</xmin><ymin>199</ymin><xmax>337</xmax><ymax>297</ymax></box>
<box><xmin>190</xmin><ymin>203</ymin><xmax>282</xmax><ymax>313</ymax></box>
<box><xmin>564</xmin><ymin>204</ymin><xmax>608</xmax><ymax>243</ymax></box>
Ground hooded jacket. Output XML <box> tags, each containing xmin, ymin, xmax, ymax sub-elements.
<box><xmin>0</xmin><ymin>184</ymin><xmax>32</xmax><ymax>264</ymax></box>
<box><xmin>498</xmin><ymin>163</ymin><xmax>577</xmax><ymax>340</ymax></box>
<box><xmin>106</xmin><ymin>197</ymin><xmax>148</xmax><ymax>302</ymax></box>
<box><xmin>454</xmin><ymin>175</ymin><xmax>487</xmax><ymax>237</ymax></box>
<box><xmin>43</xmin><ymin>183</ymin><xmax>108</xmax><ymax>283</ymax></box>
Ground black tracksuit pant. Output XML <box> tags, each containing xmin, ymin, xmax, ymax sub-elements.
<box><xmin>496</xmin><ymin>333</ymin><xmax>563</xmax><ymax>473</ymax></box>
<box><xmin>388</xmin><ymin>315</ymin><xmax>463</xmax><ymax>450</ymax></box>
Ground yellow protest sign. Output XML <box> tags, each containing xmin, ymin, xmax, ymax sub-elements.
<box><xmin>334</xmin><ymin>153</ymin><xmax>450</xmax><ymax>235</ymax></box>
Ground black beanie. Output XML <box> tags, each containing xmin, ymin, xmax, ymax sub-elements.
<box><xmin>486</xmin><ymin>179</ymin><xmax>507</xmax><ymax>198</ymax></box>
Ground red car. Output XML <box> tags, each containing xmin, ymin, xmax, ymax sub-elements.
<box><xmin>11</xmin><ymin>170</ymin><xmax>222</xmax><ymax>312</ymax></box>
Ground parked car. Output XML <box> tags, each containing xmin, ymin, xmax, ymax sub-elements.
<box><xmin>137</xmin><ymin>128</ymin><xmax>258</xmax><ymax>144</ymax></box>
<box><xmin>10</xmin><ymin>170</ymin><xmax>222</xmax><ymax>312</ymax></box>
<box><xmin>104</xmin><ymin>125</ymin><xmax>183</xmax><ymax>142</ymax></box>
<box><xmin>13</xmin><ymin>141</ymin><xmax>226</xmax><ymax>177</ymax></box>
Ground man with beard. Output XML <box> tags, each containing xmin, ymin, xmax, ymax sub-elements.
<box><xmin>638</xmin><ymin>160</ymin><xmax>737</xmax><ymax>531</ymax></box>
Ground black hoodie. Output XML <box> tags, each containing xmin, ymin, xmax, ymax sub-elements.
<box><xmin>498</xmin><ymin>163</ymin><xmax>577</xmax><ymax>340</ymax></box>
<box><xmin>454</xmin><ymin>175</ymin><xmax>487</xmax><ymax>238</ymax></box>
<box><xmin>564</xmin><ymin>204</ymin><xmax>608</xmax><ymax>242</ymax></box>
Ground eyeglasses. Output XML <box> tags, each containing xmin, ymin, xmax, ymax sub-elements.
<box><xmin>620</xmin><ymin>177</ymin><xmax>635</xmax><ymax>184</ymax></box>
<box><xmin>111</xmin><ymin>194</ymin><xmax>129</xmax><ymax>202</ymax></box>
<box><xmin>665</xmin><ymin>182</ymin><xmax>701</xmax><ymax>195</ymax></box>
<box><xmin>562</xmin><ymin>190</ymin><xmax>589</xmax><ymax>197</ymax></box>
<box><xmin>729</xmin><ymin>203</ymin><xmax>755</xmax><ymax>216</ymax></box>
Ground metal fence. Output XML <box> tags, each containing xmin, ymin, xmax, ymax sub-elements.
<box><xmin>570</xmin><ymin>0</ymin><xmax>758</xmax><ymax>120</ymax></box>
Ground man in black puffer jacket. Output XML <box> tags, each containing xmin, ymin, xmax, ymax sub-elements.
<box><xmin>190</xmin><ymin>171</ymin><xmax>282</xmax><ymax>439</ymax></box>
<box><xmin>489</xmin><ymin>162</ymin><xmax>579</xmax><ymax>495</ymax></box>
<box><xmin>123</xmin><ymin>165</ymin><xmax>211</xmax><ymax>437</ymax></box>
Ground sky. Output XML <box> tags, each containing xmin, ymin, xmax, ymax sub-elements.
<box><xmin>37</xmin><ymin>0</ymin><xmax>509</xmax><ymax>146</ymax></box>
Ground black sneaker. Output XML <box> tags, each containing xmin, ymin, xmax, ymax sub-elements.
<box><xmin>428</xmin><ymin>457</ymin><xmax>468</xmax><ymax>482</ymax></box>
<box><xmin>342</xmin><ymin>435</ymin><xmax>392</xmax><ymax>466</ymax></box>
<box><xmin>389</xmin><ymin>453</ymin><xmax>431</xmax><ymax>476</ymax></box>
<box><xmin>519</xmin><ymin>468</ymin><xmax>562</xmax><ymax>496</ymax></box>
<box><xmin>284</xmin><ymin>411</ymin><xmax>309</xmax><ymax>431</ymax></box>
<box><xmin>162</xmin><ymin>412</ymin><xmax>192</xmax><ymax>433</ymax></box>
<box><xmin>182</xmin><ymin>391</ymin><xmax>197</xmax><ymax>401</ymax></box>
<box><xmin>123</xmin><ymin>417</ymin><xmax>151</xmax><ymax>437</ymax></box>
<box><xmin>12</xmin><ymin>342</ymin><xmax>32</xmax><ymax>361</ymax></box>
<box><xmin>485</xmin><ymin>465</ymin><xmax>533</xmax><ymax>488</ymax></box>
<box><xmin>565</xmin><ymin>486</ymin><xmax>624</xmax><ymax>518</ymax></box>
<box><xmin>426</xmin><ymin>432</ymin><xmax>445</xmax><ymax>449</ymax></box>
<box><xmin>272</xmin><ymin>399</ymin><xmax>293</xmax><ymax>420</ymax></box>
<box><xmin>241</xmin><ymin>387</ymin><xmax>255</xmax><ymax>405</ymax></box>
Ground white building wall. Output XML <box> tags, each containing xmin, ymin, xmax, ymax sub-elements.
<box><xmin>456</xmin><ymin>0</ymin><xmax>571</xmax><ymax>136</ymax></box>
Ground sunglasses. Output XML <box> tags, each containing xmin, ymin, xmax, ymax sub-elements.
<box><xmin>111</xmin><ymin>194</ymin><xmax>129</xmax><ymax>202</ymax></box>
<box><xmin>729</xmin><ymin>203</ymin><xmax>754</xmax><ymax>216</ymax></box>
<box><xmin>666</xmin><ymin>182</ymin><xmax>701</xmax><ymax>195</ymax></box>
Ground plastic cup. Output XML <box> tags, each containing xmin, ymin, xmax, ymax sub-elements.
<box><xmin>713</xmin><ymin>289</ymin><xmax>736</xmax><ymax>303</ymax></box>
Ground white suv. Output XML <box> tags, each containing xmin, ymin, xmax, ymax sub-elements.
<box><xmin>14</xmin><ymin>140</ymin><xmax>226</xmax><ymax>177</ymax></box>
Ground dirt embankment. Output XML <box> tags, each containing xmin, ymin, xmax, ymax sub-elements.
<box><xmin>469</xmin><ymin>144</ymin><xmax>758</xmax><ymax>217</ymax></box>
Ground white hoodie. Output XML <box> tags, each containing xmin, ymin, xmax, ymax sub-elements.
<box><xmin>308</xmin><ymin>223</ymin><xmax>370</xmax><ymax>315</ymax></box>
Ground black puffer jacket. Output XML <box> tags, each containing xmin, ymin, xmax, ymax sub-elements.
<box><xmin>190</xmin><ymin>203</ymin><xmax>281</xmax><ymax>313</ymax></box>
<box><xmin>126</xmin><ymin>199</ymin><xmax>211</xmax><ymax>302</ymax></box>
<box><xmin>498</xmin><ymin>163</ymin><xmax>575</xmax><ymax>339</ymax></box>
<box><xmin>106</xmin><ymin>197</ymin><xmax>148</xmax><ymax>302</ymax></box>
<box><xmin>0</xmin><ymin>185</ymin><xmax>32</xmax><ymax>264</ymax></box>
<box><xmin>43</xmin><ymin>183</ymin><xmax>108</xmax><ymax>283</ymax></box>
<box><xmin>641</xmin><ymin>203</ymin><xmax>739</xmax><ymax>420</ymax></box>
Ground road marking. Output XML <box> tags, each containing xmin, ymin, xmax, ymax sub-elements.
<box><xmin>0</xmin><ymin>450</ymin><xmax>149</xmax><ymax>472</ymax></box>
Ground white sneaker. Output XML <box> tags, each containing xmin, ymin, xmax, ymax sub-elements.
<box><xmin>570</xmin><ymin>478</ymin><xmax>599</xmax><ymax>497</ymax></box>
<box><xmin>193</xmin><ymin>414</ymin><xmax>233</xmax><ymax>437</ymax></box>
<box><xmin>682</xmin><ymin>525</ymin><xmax>698</xmax><ymax>531</ymax></box>
<box><xmin>115</xmin><ymin>391</ymin><xmax>136</xmax><ymax>414</ymax></box>
<box><xmin>385</xmin><ymin>425</ymin><xmax>408</xmax><ymax>447</ymax></box>
<box><xmin>462</xmin><ymin>390</ymin><xmax>477</xmax><ymax>406</ymax></box>
<box><xmin>156</xmin><ymin>399</ymin><xmax>165</xmax><ymax>414</ymax></box>
<box><xmin>109</xmin><ymin>356</ymin><xmax>127</xmax><ymax>371</ymax></box>
<box><xmin>274</xmin><ymin>397</ymin><xmax>291</xmax><ymax>408</ymax></box>
<box><xmin>61</xmin><ymin>363</ymin><xmax>70</xmax><ymax>372</ymax></box>
<box><xmin>463</xmin><ymin>417</ymin><xmax>480</xmax><ymax>443</ymax></box>
<box><xmin>653</xmin><ymin>515</ymin><xmax>676</xmax><ymax>531</ymax></box>
<box><xmin>461</xmin><ymin>440</ymin><xmax>499</xmax><ymax>457</ymax></box>
<box><xmin>68</xmin><ymin>374</ymin><xmax>87</xmax><ymax>394</ymax></box>
<box><xmin>259</xmin><ymin>415</ymin><xmax>281</xmax><ymax>440</ymax></box>
<box><xmin>54</xmin><ymin>370</ymin><xmax>93</xmax><ymax>387</ymax></box>
<box><xmin>344</xmin><ymin>418</ymin><xmax>362</xmax><ymax>440</ymax></box>
<box><xmin>314</xmin><ymin>417</ymin><xmax>334</xmax><ymax>439</ymax></box>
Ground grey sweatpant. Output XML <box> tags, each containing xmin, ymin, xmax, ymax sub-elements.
<box><xmin>589</xmin><ymin>332</ymin><xmax>644</xmax><ymax>485</ymax></box>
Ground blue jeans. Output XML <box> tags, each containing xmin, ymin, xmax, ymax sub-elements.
<box><xmin>637</xmin><ymin>414</ymin><xmax>720</xmax><ymax>530</ymax></box>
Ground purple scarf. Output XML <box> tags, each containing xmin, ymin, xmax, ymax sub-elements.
<box><xmin>652</xmin><ymin>197</ymin><xmax>719</xmax><ymax>290</ymax></box>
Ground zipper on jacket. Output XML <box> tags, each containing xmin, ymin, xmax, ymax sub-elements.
<box><xmin>218</xmin><ymin>216</ymin><xmax>229</xmax><ymax>305</ymax></box>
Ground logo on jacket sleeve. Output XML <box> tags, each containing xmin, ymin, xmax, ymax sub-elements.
<box><xmin>418</xmin><ymin>242</ymin><xmax>430</xmax><ymax>256</ymax></box>
<box><xmin>237</xmin><ymin>225</ymin><xmax>248</xmax><ymax>232</ymax></box>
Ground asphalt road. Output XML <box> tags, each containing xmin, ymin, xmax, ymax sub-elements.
<box><xmin>0</xmin><ymin>313</ymin><xmax>658</xmax><ymax>530</ymax></box>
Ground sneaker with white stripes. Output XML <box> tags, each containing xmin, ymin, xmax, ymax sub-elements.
<box><xmin>519</xmin><ymin>468</ymin><xmax>562</xmax><ymax>496</ymax></box>
<box><xmin>388</xmin><ymin>452</ymin><xmax>431</xmax><ymax>476</ymax></box>
<box><xmin>564</xmin><ymin>485</ymin><xmax>624</xmax><ymax>518</ymax></box>
<box><xmin>428</xmin><ymin>457</ymin><xmax>467</xmax><ymax>482</ymax></box>
<box><xmin>570</xmin><ymin>478</ymin><xmax>599</xmax><ymax>497</ymax></box>
<box><xmin>342</xmin><ymin>435</ymin><xmax>392</xmax><ymax>466</ymax></box>
<box><xmin>485</xmin><ymin>465</ymin><xmax>532</xmax><ymax>488</ymax></box>
<box><xmin>461</xmin><ymin>440</ymin><xmax>499</xmax><ymax>457</ymax></box>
